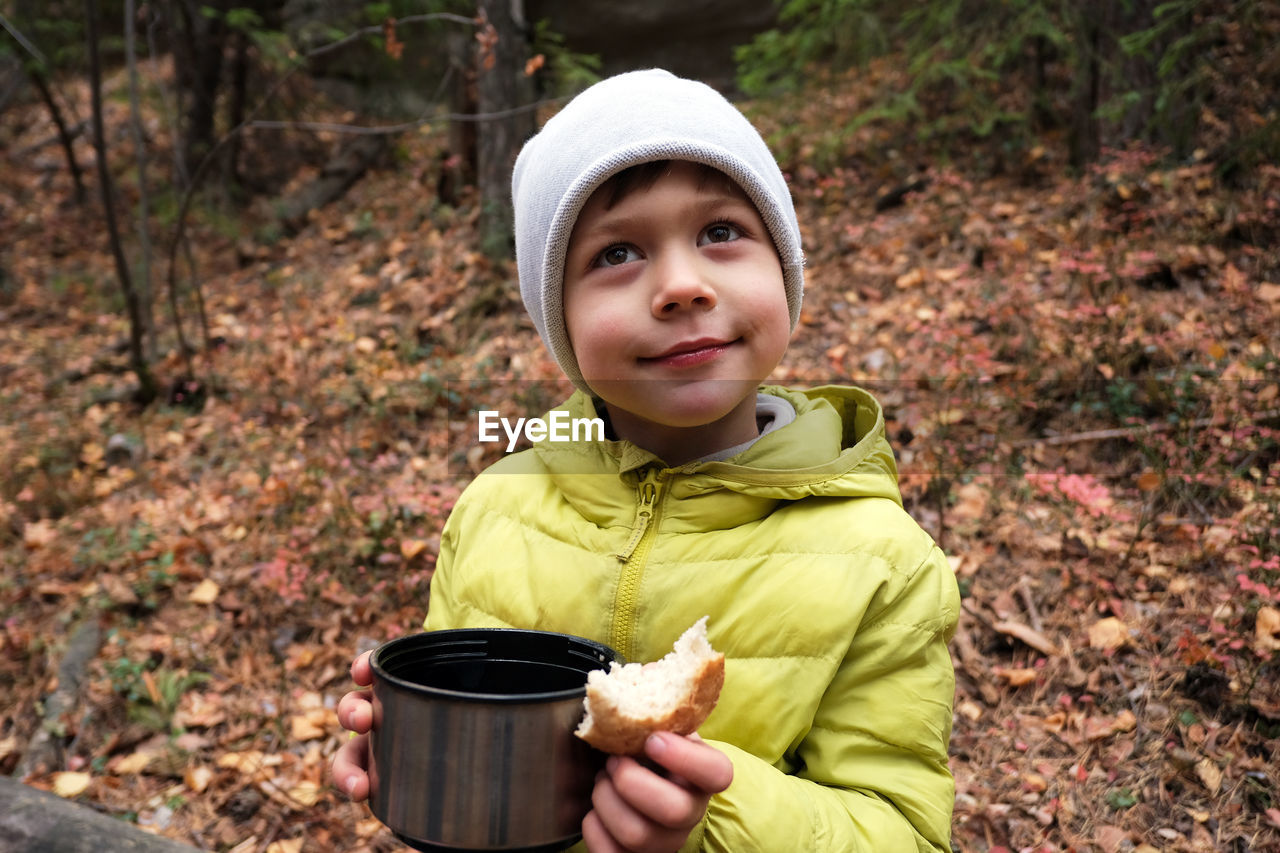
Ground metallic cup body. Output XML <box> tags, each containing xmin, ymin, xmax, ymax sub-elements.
<box><xmin>368</xmin><ymin>630</ymin><xmax>617</xmax><ymax>852</ymax></box>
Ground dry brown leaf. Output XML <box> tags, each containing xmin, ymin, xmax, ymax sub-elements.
<box><xmin>184</xmin><ymin>764</ymin><xmax>214</xmax><ymax>794</ymax></box>
<box><xmin>1095</xmin><ymin>825</ymin><xmax>1130</xmax><ymax>853</ymax></box>
<box><xmin>1088</xmin><ymin>617</ymin><xmax>1130</xmax><ymax>651</ymax></box>
<box><xmin>1084</xmin><ymin>709</ymin><xmax>1137</xmax><ymax>741</ymax></box>
<box><xmin>1195</xmin><ymin>757</ymin><xmax>1223</xmax><ymax>794</ymax></box>
<box><xmin>895</xmin><ymin>268</ymin><xmax>925</xmax><ymax>289</ymax></box>
<box><xmin>992</xmin><ymin>666</ymin><xmax>1039</xmax><ymax>686</ymax></box>
<box><xmin>52</xmin><ymin>771</ymin><xmax>91</xmax><ymax>798</ymax></box>
<box><xmin>188</xmin><ymin>578</ymin><xmax>220</xmax><ymax>605</ymax></box>
<box><xmin>951</xmin><ymin>483</ymin><xmax>988</xmax><ymax>522</ymax></box>
<box><xmin>400</xmin><ymin>538</ymin><xmax>429</xmax><ymax>560</ymax></box>
<box><xmin>113</xmin><ymin>750</ymin><xmax>156</xmax><ymax>775</ymax></box>
<box><xmin>174</xmin><ymin>692</ymin><xmax>226</xmax><ymax>729</ymax></box>
<box><xmin>23</xmin><ymin>519</ymin><xmax>57</xmax><ymax>549</ymax></box>
<box><xmin>993</xmin><ymin>620</ymin><xmax>1061</xmax><ymax>656</ymax></box>
<box><xmin>290</xmin><ymin>703</ymin><xmax>337</xmax><ymax>742</ymax></box>
<box><xmin>218</xmin><ymin>750</ymin><xmax>279</xmax><ymax>776</ymax></box>
<box><xmin>286</xmin><ymin>780</ymin><xmax>322</xmax><ymax>809</ymax></box>
<box><xmin>1255</xmin><ymin>606</ymin><xmax>1280</xmax><ymax>653</ymax></box>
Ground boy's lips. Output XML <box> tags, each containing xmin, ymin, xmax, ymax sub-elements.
<box><xmin>641</xmin><ymin>337</ymin><xmax>738</xmax><ymax>369</ymax></box>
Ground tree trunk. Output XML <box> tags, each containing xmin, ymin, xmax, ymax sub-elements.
<box><xmin>1068</xmin><ymin>5</ymin><xmax>1102</xmax><ymax>167</ymax></box>
<box><xmin>86</xmin><ymin>0</ymin><xmax>158</xmax><ymax>404</ymax></box>
<box><xmin>167</xmin><ymin>0</ymin><xmax>228</xmax><ymax>171</ymax></box>
<box><xmin>225</xmin><ymin>28</ymin><xmax>250</xmax><ymax>189</ymax></box>
<box><xmin>474</xmin><ymin>0</ymin><xmax>535</xmax><ymax>259</ymax></box>
<box><xmin>125</xmin><ymin>0</ymin><xmax>156</xmax><ymax>358</ymax></box>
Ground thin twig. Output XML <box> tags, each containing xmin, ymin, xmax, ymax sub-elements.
<box><xmin>247</xmin><ymin>98</ymin><xmax>563</xmax><ymax>135</ymax></box>
<box><xmin>302</xmin><ymin>12</ymin><xmax>477</xmax><ymax>61</ymax></box>
<box><xmin>1017</xmin><ymin>575</ymin><xmax>1044</xmax><ymax>635</ymax></box>
<box><xmin>1010</xmin><ymin>407</ymin><xmax>1280</xmax><ymax>448</ymax></box>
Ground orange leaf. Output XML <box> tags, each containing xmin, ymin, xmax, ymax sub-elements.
<box><xmin>1136</xmin><ymin>470</ymin><xmax>1161</xmax><ymax>492</ymax></box>
<box><xmin>400</xmin><ymin>539</ymin><xmax>428</xmax><ymax>560</ymax></box>
<box><xmin>992</xmin><ymin>666</ymin><xmax>1038</xmax><ymax>686</ymax></box>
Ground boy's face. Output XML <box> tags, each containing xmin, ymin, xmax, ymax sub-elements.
<box><xmin>563</xmin><ymin>161</ymin><xmax>790</xmax><ymax>455</ymax></box>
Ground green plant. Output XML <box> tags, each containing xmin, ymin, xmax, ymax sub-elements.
<box><xmin>530</xmin><ymin>18</ymin><xmax>602</xmax><ymax>96</ymax></box>
<box><xmin>107</xmin><ymin>657</ymin><xmax>210</xmax><ymax>733</ymax></box>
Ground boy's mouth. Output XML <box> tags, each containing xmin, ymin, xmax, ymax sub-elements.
<box><xmin>641</xmin><ymin>338</ymin><xmax>738</xmax><ymax>368</ymax></box>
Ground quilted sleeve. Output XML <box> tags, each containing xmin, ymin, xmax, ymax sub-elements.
<box><xmin>690</xmin><ymin>544</ymin><xmax>959</xmax><ymax>852</ymax></box>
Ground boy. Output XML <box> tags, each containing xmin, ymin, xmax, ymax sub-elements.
<box><xmin>334</xmin><ymin>69</ymin><xmax>959</xmax><ymax>851</ymax></box>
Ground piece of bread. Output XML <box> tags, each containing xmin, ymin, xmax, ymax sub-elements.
<box><xmin>575</xmin><ymin>617</ymin><xmax>725</xmax><ymax>755</ymax></box>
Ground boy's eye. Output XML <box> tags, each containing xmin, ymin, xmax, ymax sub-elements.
<box><xmin>700</xmin><ymin>223</ymin><xmax>741</xmax><ymax>245</ymax></box>
<box><xmin>596</xmin><ymin>245</ymin><xmax>641</xmax><ymax>267</ymax></box>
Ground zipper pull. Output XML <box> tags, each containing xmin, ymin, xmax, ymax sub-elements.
<box><xmin>616</xmin><ymin>469</ymin><xmax>660</xmax><ymax>561</ymax></box>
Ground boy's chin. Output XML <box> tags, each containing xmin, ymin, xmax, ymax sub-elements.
<box><xmin>592</xmin><ymin>380</ymin><xmax>761</xmax><ymax>430</ymax></box>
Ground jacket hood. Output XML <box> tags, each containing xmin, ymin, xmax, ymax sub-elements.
<box><xmin>485</xmin><ymin>385</ymin><xmax>904</xmax><ymax>531</ymax></box>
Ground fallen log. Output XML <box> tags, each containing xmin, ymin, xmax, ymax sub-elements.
<box><xmin>0</xmin><ymin>776</ymin><xmax>198</xmax><ymax>852</ymax></box>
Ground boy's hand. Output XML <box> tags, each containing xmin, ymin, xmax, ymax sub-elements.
<box><xmin>331</xmin><ymin>650</ymin><xmax>374</xmax><ymax>801</ymax></box>
<box><xmin>582</xmin><ymin>732</ymin><xmax>732</xmax><ymax>853</ymax></box>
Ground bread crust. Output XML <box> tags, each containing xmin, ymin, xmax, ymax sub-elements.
<box><xmin>575</xmin><ymin>623</ymin><xmax>725</xmax><ymax>755</ymax></box>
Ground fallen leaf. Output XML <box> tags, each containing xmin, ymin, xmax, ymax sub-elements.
<box><xmin>174</xmin><ymin>692</ymin><xmax>226</xmax><ymax>729</ymax></box>
<box><xmin>113</xmin><ymin>750</ymin><xmax>156</xmax><ymax>775</ymax></box>
<box><xmin>1255</xmin><ymin>606</ymin><xmax>1280</xmax><ymax>653</ymax></box>
<box><xmin>993</xmin><ymin>620</ymin><xmax>1061</xmax><ymax>656</ymax></box>
<box><xmin>23</xmin><ymin>519</ymin><xmax>58</xmax><ymax>549</ymax></box>
<box><xmin>52</xmin><ymin>771</ymin><xmax>91</xmax><ymax>798</ymax></box>
<box><xmin>184</xmin><ymin>764</ymin><xmax>214</xmax><ymax>793</ymax></box>
<box><xmin>1196</xmin><ymin>757</ymin><xmax>1222</xmax><ymax>794</ymax></box>
<box><xmin>1136</xmin><ymin>470</ymin><xmax>1161</xmax><ymax>491</ymax></box>
<box><xmin>1095</xmin><ymin>825</ymin><xmax>1130</xmax><ymax>853</ymax></box>
<box><xmin>992</xmin><ymin>666</ymin><xmax>1039</xmax><ymax>686</ymax></box>
<box><xmin>1085</xmin><ymin>709</ymin><xmax>1137</xmax><ymax>740</ymax></box>
<box><xmin>217</xmin><ymin>750</ymin><xmax>279</xmax><ymax>776</ymax></box>
<box><xmin>400</xmin><ymin>538</ymin><xmax>429</xmax><ymax>560</ymax></box>
<box><xmin>285</xmin><ymin>780</ymin><xmax>322</xmax><ymax>809</ymax></box>
<box><xmin>1088</xmin><ymin>617</ymin><xmax>1130</xmax><ymax>651</ymax></box>
<box><xmin>188</xmin><ymin>578</ymin><xmax>220</xmax><ymax>605</ymax></box>
<box><xmin>951</xmin><ymin>483</ymin><xmax>988</xmax><ymax>522</ymax></box>
<box><xmin>290</xmin><ymin>708</ymin><xmax>336</xmax><ymax>741</ymax></box>
<box><xmin>895</xmin><ymin>268</ymin><xmax>925</xmax><ymax>289</ymax></box>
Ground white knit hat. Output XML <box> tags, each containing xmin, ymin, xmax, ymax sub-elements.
<box><xmin>512</xmin><ymin>68</ymin><xmax>805</xmax><ymax>392</ymax></box>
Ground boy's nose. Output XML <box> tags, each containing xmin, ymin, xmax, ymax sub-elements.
<box><xmin>651</xmin><ymin>252</ymin><xmax>717</xmax><ymax>317</ymax></box>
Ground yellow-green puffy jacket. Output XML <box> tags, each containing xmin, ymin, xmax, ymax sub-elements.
<box><xmin>426</xmin><ymin>385</ymin><xmax>959</xmax><ymax>851</ymax></box>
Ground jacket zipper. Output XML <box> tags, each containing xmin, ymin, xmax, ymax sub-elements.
<box><xmin>612</xmin><ymin>468</ymin><xmax>663</xmax><ymax>659</ymax></box>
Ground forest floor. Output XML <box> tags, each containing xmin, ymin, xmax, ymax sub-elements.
<box><xmin>2</xmin><ymin>62</ymin><xmax>1280</xmax><ymax>853</ymax></box>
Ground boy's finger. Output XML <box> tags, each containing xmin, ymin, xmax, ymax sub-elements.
<box><xmin>336</xmin><ymin>690</ymin><xmax>374</xmax><ymax>733</ymax></box>
<box><xmin>331</xmin><ymin>734</ymin><xmax>370</xmax><ymax>801</ymax></box>
<box><xmin>643</xmin><ymin>732</ymin><xmax>733</xmax><ymax>794</ymax></box>
<box><xmin>351</xmin><ymin>650</ymin><xmax>374</xmax><ymax>685</ymax></box>
<box><xmin>606</xmin><ymin>755</ymin><xmax>702</xmax><ymax>830</ymax></box>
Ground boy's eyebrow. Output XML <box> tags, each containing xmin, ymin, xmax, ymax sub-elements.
<box><xmin>575</xmin><ymin>190</ymin><xmax>756</xmax><ymax>241</ymax></box>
